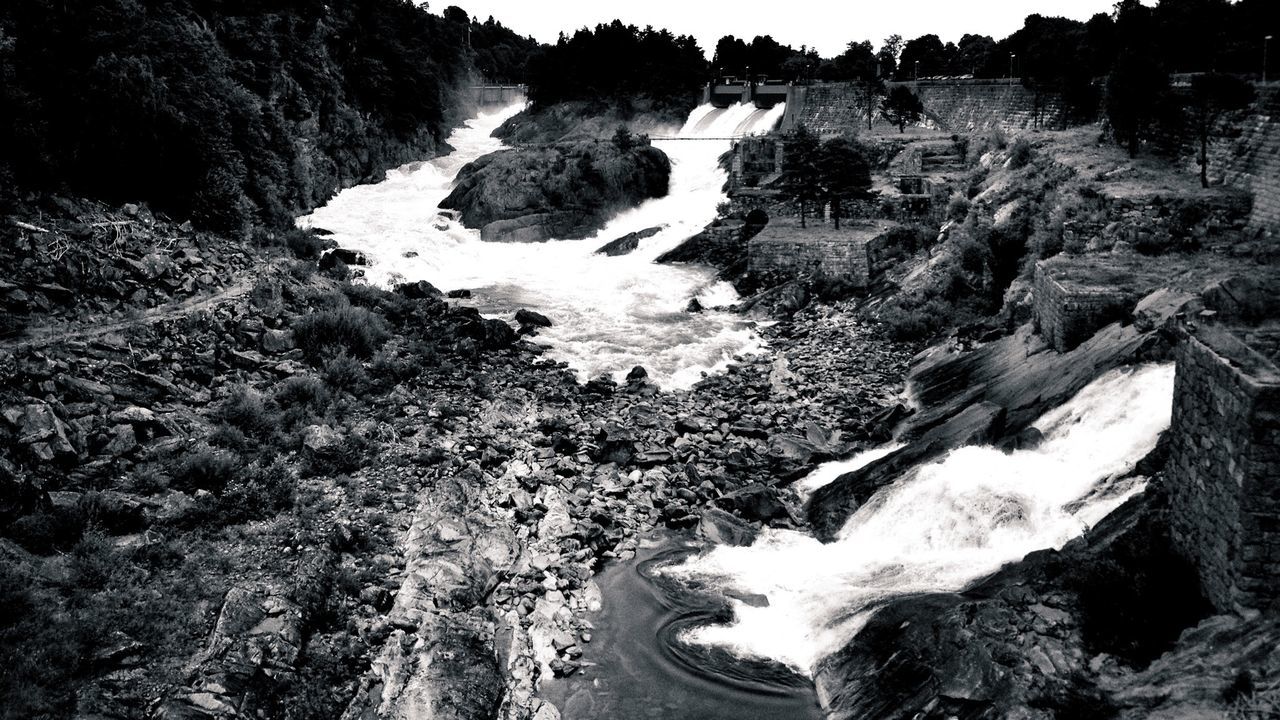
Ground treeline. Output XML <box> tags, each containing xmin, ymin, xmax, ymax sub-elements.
<box><xmin>713</xmin><ymin>0</ymin><xmax>1273</xmax><ymax>84</ymax></box>
<box><xmin>526</xmin><ymin>21</ymin><xmax>708</xmax><ymax>117</ymax></box>
<box><xmin>0</xmin><ymin>1</ymin><xmax>538</xmax><ymax>233</ymax></box>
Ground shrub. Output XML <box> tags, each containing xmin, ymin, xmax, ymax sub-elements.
<box><xmin>275</xmin><ymin>376</ymin><xmax>331</xmax><ymax>416</ymax></box>
<box><xmin>946</xmin><ymin>194</ymin><xmax>971</xmax><ymax>222</ymax></box>
<box><xmin>322</xmin><ymin>352</ymin><xmax>368</xmax><ymax>391</ymax></box>
<box><xmin>5</xmin><ymin>508</ymin><xmax>84</xmax><ymax>554</ymax></box>
<box><xmin>221</xmin><ymin>459</ymin><xmax>294</xmax><ymax>523</ymax></box>
<box><xmin>219</xmin><ymin>385</ymin><xmax>276</xmax><ymax>436</ymax></box>
<box><xmin>69</xmin><ymin>532</ymin><xmax>118</xmax><ymax>590</ymax></box>
<box><xmin>292</xmin><ymin>307</ymin><xmax>390</xmax><ymax>363</ymax></box>
<box><xmin>170</xmin><ymin>448</ymin><xmax>242</xmax><ymax>494</ymax></box>
<box><xmin>1007</xmin><ymin>137</ymin><xmax>1034</xmax><ymax>169</ymax></box>
<box><xmin>286</xmin><ymin>229</ymin><xmax>330</xmax><ymax>260</ymax></box>
<box><xmin>878</xmin><ymin>295</ymin><xmax>953</xmax><ymax>341</ymax></box>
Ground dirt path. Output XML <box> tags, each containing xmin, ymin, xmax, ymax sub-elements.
<box><xmin>1</xmin><ymin>262</ymin><xmax>280</xmax><ymax>352</ymax></box>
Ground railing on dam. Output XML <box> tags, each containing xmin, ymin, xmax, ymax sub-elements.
<box><xmin>471</xmin><ymin>84</ymin><xmax>527</xmax><ymax>106</ymax></box>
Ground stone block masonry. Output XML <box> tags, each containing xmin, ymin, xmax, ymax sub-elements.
<box><xmin>1032</xmin><ymin>262</ymin><xmax>1135</xmax><ymax>352</ymax></box>
<box><xmin>1168</xmin><ymin>328</ymin><xmax>1280</xmax><ymax>614</ymax></box>
<box><xmin>748</xmin><ymin>222</ymin><xmax>899</xmax><ymax>287</ymax></box>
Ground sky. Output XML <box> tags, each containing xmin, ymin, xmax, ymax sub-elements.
<box><xmin>446</xmin><ymin>0</ymin><xmax>1121</xmax><ymax>58</ymax></box>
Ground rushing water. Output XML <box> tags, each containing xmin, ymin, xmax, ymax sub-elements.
<box><xmin>661</xmin><ymin>363</ymin><xmax>1176</xmax><ymax>675</ymax></box>
<box><xmin>541</xmin><ymin>533</ymin><xmax>824</xmax><ymax>720</ymax></box>
<box><xmin>299</xmin><ymin>101</ymin><xmax>785</xmax><ymax>389</ymax></box>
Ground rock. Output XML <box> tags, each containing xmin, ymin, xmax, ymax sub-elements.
<box><xmin>447</xmin><ymin>288</ymin><xmax>473</xmax><ymax>299</ymax></box>
<box><xmin>595</xmin><ymin>226</ymin><xmax>665</xmax><ymax>256</ymax></box>
<box><xmin>515</xmin><ymin>309</ymin><xmax>553</xmax><ymax>328</ymax></box>
<box><xmin>108</xmin><ymin>406</ymin><xmax>173</xmax><ymax>438</ymax></box>
<box><xmin>1132</xmin><ymin>288</ymin><xmax>1199</xmax><ymax>333</ymax></box>
<box><xmin>103</xmin><ymin>424</ymin><xmax>137</xmax><ymax>457</ymax></box>
<box><xmin>717</xmin><ymin>484</ymin><xmax>788</xmax><ymax>523</ymax></box>
<box><xmin>440</xmin><ymin>142</ymin><xmax>671</xmax><ymax>243</ymax></box>
<box><xmin>319</xmin><ymin>248</ymin><xmax>367</xmax><ymax>271</ymax></box>
<box><xmin>397</xmin><ymin>279</ymin><xmax>443</xmax><ymax>299</ymax></box>
<box><xmin>301</xmin><ymin>424</ymin><xmax>344</xmax><ymax>464</ymax></box>
<box><xmin>686</xmin><ymin>297</ymin><xmax>704</xmax><ymax>313</ymax></box>
<box><xmin>698</xmin><ymin>508</ymin><xmax>759</xmax><ymax>546</ymax></box>
<box><xmin>592</xmin><ymin>426</ymin><xmax>635</xmax><ymax>465</ymax></box>
<box><xmin>625</xmin><ymin>366</ymin><xmax>647</xmax><ymax>382</ymax></box>
<box><xmin>2</xmin><ymin>400</ymin><xmax>79</xmax><ymax>464</ymax></box>
<box><xmin>739</xmin><ymin>280</ymin><xmax>810</xmax><ymax>319</ymax></box>
<box><xmin>261</xmin><ymin>328</ymin><xmax>295</xmax><ymax>353</ymax></box>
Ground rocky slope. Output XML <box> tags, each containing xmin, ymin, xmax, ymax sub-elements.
<box><xmin>439</xmin><ymin>136</ymin><xmax>671</xmax><ymax>243</ymax></box>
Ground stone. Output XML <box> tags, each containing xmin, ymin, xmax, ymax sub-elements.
<box><xmin>716</xmin><ymin>484</ymin><xmax>788</xmax><ymax>523</ymax></box>
<box><xmin>103</xmin><ymin>423</ymin><xmax>137</xmax><ymax>456</ymax></box>
<box><xmin>594</xmin><ymin>226</ymin><xmax>665</xmax><ymax>256</ymax></box>
<box><xmin>515</xmin><ymin>309</ymin><xmax>553</xmax><ymax>328</ymax></box>
<box><xmin>319</xmin><ymin>248</ymin><xmax>367</xmax><ymax>271</ymax></box>
<box><xmin>2</xmin><ymin>400</ymin><xmax>78</xmax><ymax>463</ymax></box>
<box><xmin>397</xmin><ymin>279</ymin><xmax>443</xmax><ymax>299</ymax></box>
<box><xmin>260</xmin><ymin>328</ymin><xmax>295</xmax><ymax>353</ymax></box>
<box><xmin>698</xmin><ymin>508</ymin><xmax>760</xmax><ymax>546</ymax></box>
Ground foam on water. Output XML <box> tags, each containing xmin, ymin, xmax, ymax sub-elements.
<box><xmin>663</xmin><ymin>363</ymin><xmax>1176</xmax><ymax>674</ymax></box>
<box><xmin>298</xmin><ymin>102</ymin><xmax>783</xmax><ymax>389</ymax></box>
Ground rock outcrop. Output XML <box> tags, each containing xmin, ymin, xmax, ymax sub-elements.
<box><xmin>439</xmin><ymin>140</ymin><xmax>670</xmax><ymax>243</ymax></box>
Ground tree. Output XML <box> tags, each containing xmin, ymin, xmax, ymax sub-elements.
<box><xmin>898</xmin><ymin>34</ymin><xmax>948</xmax><ymax>79</ymax></box>
<box><xmin>880</xmin><ymin>85</ymin><xmax>924</xmax><ymax>133</ymax></box>
<box><xmin>832</xmin><ymin>41</ymin><xmax>884</xmax><ymax>129</ymax></box>
<box><xmin>1186</xmin><ymin>73</ymin><xmax>1255</xmax><ymax>187</ymax></box>
<box><xmin>876</xmin><ymin>35</ymin><xmax>903</xmax><ymax>80</ymax></box>
<box><xmin>779</xmin><ymin>125</ymin><xmax>820</xmax><ymax>228</ymax></box>
<box><xmin>815</xmin><ymin>138</ymin><xmax>872</xmax><ymax>229</ymax></box>
<box><xmin>1104</xmin><ymin>51</ymin><xmax>1169</xmax><ymax>157</ymax></box>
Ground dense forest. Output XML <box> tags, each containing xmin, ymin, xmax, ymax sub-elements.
<box><xmin>525</xmin><ymin>21</ymin><xmax>708</xmax><ymax>117</ymax></box>
<box><xmin>0</xmin><ymin>0</ymin><xmax>537</xmax><ymax>233</ymax></box>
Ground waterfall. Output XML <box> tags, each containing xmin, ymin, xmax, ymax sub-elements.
<box><xmin>298</xmin><ymin>102</ymin><xmax>784</xmax><ymax>389</ymax></box>
<box><xmin>662</xmin><ymin>363</ymin><xmax>1176</xmax><ymax>675</ymax></box>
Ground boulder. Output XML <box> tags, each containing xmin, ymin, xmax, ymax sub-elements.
<box><xmin>2</xmin><ymin>400</ymin><xmax>79</xmax><ymax>464</ymax></box>
<box><xmin>717</xmin><ymin>484</ymin><xmax>788</xmax><ymax>523</ymax></box>
<box><xmin>515</xmin><ymin>309</ymin><xmax>553</xmax><ymax>328</ymax></box>
<box><xmin>319</xmin><ymin>248</ymin><xmax>367</xmax><ymax>271</ymax></box>
<box><xmin>397</xmin><ymin>279</ymin><xmax>443</xmax><ymax>300</ymax></box>
<box><xmin>261</xmin><ymin>328</ymin><xmax>295</xmax><ymax>353</ymax></box>
<box><xmin>595</xmin><ymin>226</ymin><xmax>665</xmax><ymax>256</ymax></box>
<box><xmin>698</xmin><ymin>508</ymin><xmax>760</xmax><ymax>546</ymax></box>
<box><xmin>301</xmin><ymin>424</ymin><xmax>344</xmax><ymax>465</ymax></box>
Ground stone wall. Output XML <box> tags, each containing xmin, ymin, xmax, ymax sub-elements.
<box><xmin>782</xmin><ymin>80</ymin><xmax>1070</xmax><ymax>136</ymax></box>
<box><xmin>747</xmin><ymin>221</ymin><xmax>898</xmax><ymax>286</ymax></box>
<box><xmin>1201</xmin><ymin>86</ymin><xmax>1280</xmax><ymax>235</ymax></box>
<box><xmin>1168</xmin><ymin>328</ymin><xmax>1280</xmax><ymax>613</ymax></box>
<box><xmin>1032</xmin><ymin>262</ymin><xmax>1135</xmax><ymax>352</ymax></box>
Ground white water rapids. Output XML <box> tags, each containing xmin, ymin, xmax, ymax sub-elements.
<box><xmin>663</xmin><ymin>363</ymin><xmax>1176</xmax><ymax>675</ymax></box>
<box><xmin>299</xmin><ymin>101</ymin><xmax>786</xmax><ymax>389</ymax></box>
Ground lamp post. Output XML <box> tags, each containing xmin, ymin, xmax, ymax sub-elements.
<box><xmin>1266</xmin><ymin>36</ymin><xmax>1273</xmax><ymax>84</ymax></box>
<box><xmin>914</xmin><ymin>60</ymin><xmax>919</xmax><ymax>80</ymax></box>
<box><xmin>1009</xmin><ymin>53</ymin><xmax>1016</xmax><ymax>85</ymax></box>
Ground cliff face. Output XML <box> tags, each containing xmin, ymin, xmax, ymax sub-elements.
<box><xmin>0</xmin><ymin>2</ymin><xmax>536</xmax><ymax>233</ymax></box>
<box><xmin>439</xmin><ymin>139</ymin><xmax>671</xmax><ymax>242</ymax></box>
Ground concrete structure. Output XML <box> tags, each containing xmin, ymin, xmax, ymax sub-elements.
<box><xmin>470</xmin><ymin>85</ymin><xmax>526</xmax><ymax>106</ymax></box>
<box><xmin>1168</xmin><ymin>327</ymin><xmax>1280</xmax><ymax>613</ymax></box>
<box><xmin>747</xmin><ymin>221</ymin><xmax>899</xmax><ymax>287</ymax></box>
<box><xmin>1033</xmin><ymin>262</ymin><xmax>1138</xmax><ymax>352</ymax></box>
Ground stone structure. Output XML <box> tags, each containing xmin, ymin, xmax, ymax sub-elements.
<box><xmin>470</xmin><ymin>85</ymin><xmax>526</xmax><ymax>106</ymax></box>
<box><xmin>1168</xmin><ymin>327</ymin><xmax>1280</xmax><ymax>613</ymax></box>
<box><xmin>747</xmin><ymin>221</ymin><xmax>898</xmax><ymax>287</ymax></box>
<box><xmin>1202</xmin><ymin>86</ymin><xmax>1280</xmax><ymax>235</ymax></box>
<box><xmin>1032</xmin><ymin>261</ymin><xmax>1137</xmax><ymax>352</ymax></box>
<box><xmin>780</xmin><ymin>79</ymin><xmax>1069</xmax><ymax>136</ymax></box>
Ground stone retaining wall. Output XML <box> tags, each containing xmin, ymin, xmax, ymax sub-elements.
<box><xmin>1032</xmin><ymin>262</ymin><xmax>1134</xmax><ymax>352</ymax></box>
<box><xmin>1168</xmin><ymin>329</ymin><xmax>1280</xmax><ymax>613</ymax></box>
<box><xmin>747</xmin><ymin>222</ymin><xmax>898</xmax><ymax>286</ymax></box>
<box><xmin>783</xmin><ymin>80</ymin><xmax>1070</xmax><ymax>136</ymax></box>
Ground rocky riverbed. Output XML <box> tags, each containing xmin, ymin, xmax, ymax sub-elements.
<box><xmin>0</xmin><ymin>202</ymin><xmax>920</xmax><ymax>719</ymax></box>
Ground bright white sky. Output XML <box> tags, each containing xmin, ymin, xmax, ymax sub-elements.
<box><xmin>446</xmin><ymin>0</ymin><xmax>1120</xmax><ymax>58</ymax></box>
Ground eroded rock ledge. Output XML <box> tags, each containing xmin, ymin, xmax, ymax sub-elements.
<box><xmin>439</xmin><ymin>138</ymin><xmax>670</xmax><ymax>243</ymax></box>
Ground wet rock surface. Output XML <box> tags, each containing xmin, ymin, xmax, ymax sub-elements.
<box><xmin>439</xmin><ymin>141</ymin><xmax>671</xmax><ymax>243</ymax></box>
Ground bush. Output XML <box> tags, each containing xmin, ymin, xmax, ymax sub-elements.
<box><xmin>275</xmin><ymin>376</ymin><xmax>331</xmax><ymax>416</ymax></box>
<box><xmin>322</xmin><ymin>352</ymin><xmax>368</xmax><ymax>391</ymax></box>
<box><xmin>5</xmin><ymin>508</ymin><xmax>84</xmax><ymax>554</ymax></box>
<box><xmin>1007</xmin><ymin>137</ymin><xmax>1034</xmax><ymax>169</ymax></box>
<box><xmin>170</xmin><ymin>448</ymin><xmax>242</xmax><ymax>494</ymax></box>
<box><xmin>221</xmin><ymin>459</ymin><xmax>294</xmax><ymax>523</ymax></box>
<box><xmin>292</xmin><ymin>307</ymin><xmax>390</xmax><ymax>363</ymax></box>
<box><xmin>946</xmin><ymin>194</ymin><xmax>971</xmax><ymax>222</ymax></box>
<box><xmin>219</xmin><ymin>385</ymin><xmax>276</xmax><ymax>436</ymax></box>
<box><xmin>878</xmin><ymin>295</ymin><xmax>953</xmax><ymax>341</ymax></box>
<box><xmin>286</xmin><ymin>230</ymin><xmax>330</xmax><ymax>260</ymax></box>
